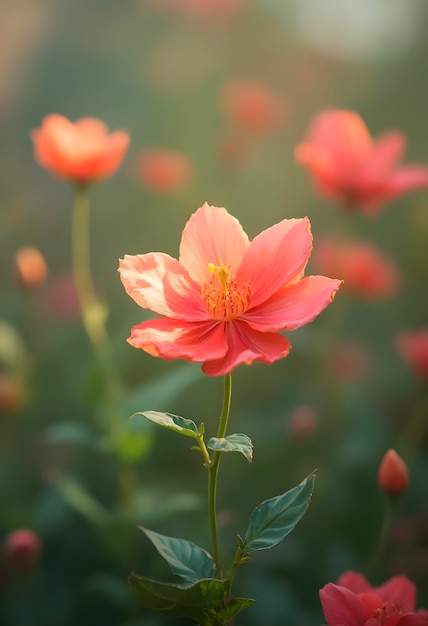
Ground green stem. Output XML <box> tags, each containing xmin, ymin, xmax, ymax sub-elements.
<box><xmin>208</xmin><ymin>374</ymin><xmax>232</xmax><ymax>577</ymax></box>
<box><xmin>71</xmin><ymin>184</ymin><xmax>122</xmax><ymax>442</ymax></box>
<box><xmin>369</xmin><ymin>497</ymin><xmax>397</xmax><ymax>580</ymax></box>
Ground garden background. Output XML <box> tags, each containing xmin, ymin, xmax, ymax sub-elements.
<box><xmin>1</xmin><ymin>1</ymin><xmax>427</xmax><ymax>625</ymax></box>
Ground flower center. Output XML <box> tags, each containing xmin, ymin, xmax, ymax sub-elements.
<box><xmin>373</xmin><ymin>602</ymin><xmax>408</xmax><ymax>626</ymax></box>
<box><xmin>202</xmin><ymin>261</ymin><xmax>251</xmax><ymax>322</ymax></box>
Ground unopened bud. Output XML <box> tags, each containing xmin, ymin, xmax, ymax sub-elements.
<box><xmin>377</xmin><ymin>449</ymin><xmax>409</xmax><ymax>498</ymax></box>
<box><xmin>13</xmin><ymin>247</ymin><xmax>48</xmax><ymax>289</ymax></box>
<box><xmin>0</xmin><ymin>375</ymin><xmax>25</xmax><ymax>415</ymax></box>
<box><xmin>3</xmin><ymin>529</ymin><xmax>42</xmax><ymax>571</ymax></box>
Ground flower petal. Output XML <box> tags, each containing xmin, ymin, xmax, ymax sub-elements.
<box><xmin>119</xmin><ymin>253</ymin><xmax>208</xmax><ymax>320</ymax></box>
<box><xmin>357</xmin><ymin>132</ymin><xmax>406</xmax><ymax>183</ymax></box>
<box><xmin>320</xmin><ymin>583</ymin><xmax>371</xmax><ymax>626</ymax></box>
<box><xmin>383</xmin><ymin>165</ymin><xmax>428</xmax><ymax>198</ymax></box>
<box><xmin>302</xmin><ymin>109</ymin><xmax>373</xmax><ymax>171</ymax></box>
<box><xmin>294</xmin><ymin>143</ymin><xmax>342</xmax><ymax>197</ymax></box>
<box><xmin>128</xmin><ymin>318</ymin><xmax>228</xmax><ymax>362</ymax></box>
<box><xmin>202</xmin><ymin>319</ymin><xmax>291</xmax><ymax>376</ymax></box>
<box><xmin>337</xmin><ymin>571</ymin><xmax>372</xmax><ymax>594</ymax></box>
<box><xmin>179</xmin><ymin>203</ymin><xmax>250</xmax><ymax>285</ymax></box>
<box><xmin>237</xmin><ymin>217</ymin><xmax>313</xmax><ymax>308</ymax></box>
<box><xmin>243</xmin><ymin>275</ymin><xmax>342</xmax><ymax>332</ymax></box>
<box><xmin>375</xmin><ymin>576</ymin><xmax>416</xmax><ymax>612</ymax></box>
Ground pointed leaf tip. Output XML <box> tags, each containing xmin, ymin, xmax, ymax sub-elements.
<box><xmin>132</xmin><ymin>411</ymin><xmax>200</xmax><ymax>439</ymax></box>
<box><xmin>243</xmin><ymin>473</ymin><xmax>315</xmax><ymax>552</ymax></box>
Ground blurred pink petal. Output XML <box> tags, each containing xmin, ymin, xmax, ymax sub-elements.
<box><xmin>295</xmin><ymin>109</ymin><xmax>428</xmax><ymax>214</ymax></box>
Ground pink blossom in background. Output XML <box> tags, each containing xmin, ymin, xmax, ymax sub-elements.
<box><xmin>329</xmin><ymin>341</ymin><xmax>370</xmax><ymax>382</ymax></box>
<box><xmin>221</xmin><ymin>79</ymin><xmax>286</xmax><ymax>134</ymax></box>
<box><xmin>119</xmin><ymin>203</ymin><xmax>341</xmax><ymax>376</ymax></box>
<box><xmin>295</xmin><ymin>109</ymin><xmax>428</xmax><ymax>214</ymax></box>
<box><xmin>38</xmin><ymin>271</ymin><xmax>80</xmax><ymax>320</ymax></box>
<box><xmin>287</xmin><ymin>405</ymin><xmax>318</xmax><ymax>439</ymax></box>
<box><xmin>134</xmin><ymin>149</ymin><xmax>193</xmax><ymax>194</ymax></box>
<box><xmin>140</xmin><ymin>0</ymin><xmax>244</xmax><ymax>19</ymax></box>
<box><xmin>313</xmin><ymin>238</ymin><xmax>401</xmax><ymax>299</ymax></box>
<box><xmin>31</xmin><ymin>115</ymin><xmax>129</xmax><ymax>184</ymax></box>
<box><xmin>320</xmin><ymin>571</ymin><xmax>428</xmax><ymax>626</ymax></box>
<box><xmin>396</xmin><ymin>328</ymin><xmax>428</xmax><ymax>381</ymax></box>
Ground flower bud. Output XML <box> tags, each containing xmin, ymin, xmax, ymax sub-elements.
<box><xmin>377</xmin><ymin>449</ymin><xmax>409</xmax><ymax>498</ymax></box>
<box><xmin>0</xmin><ymin>375</ymin><xmax>25</xmax><ymax>414</ymax></box>
<box><xmin>3</xmin><ymin>529</ymin><xmax>42</xmax><ymax>571</ymax></box>
<box><xmin>12</xmin><ymin>247</ymin><xmax>48</xmax><ymax>289</ymax></box>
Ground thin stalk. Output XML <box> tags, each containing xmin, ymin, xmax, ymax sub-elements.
<box><xmin>208</xmin><ymin>374</ymin><xmax>232</xmax><ymax>577</ymax></box>
<box><xmin>71</xmin><ymin>184</ymin><xmax>122</xmax><ymax>442</ymax></box>
<box><xmin>369</xmin><ymin>497</ymin><xmax>397</xmax><ymax>580</ymax></box>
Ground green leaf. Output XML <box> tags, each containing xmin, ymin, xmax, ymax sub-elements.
<box><xmin>129</xmin><ymin>575</ymin><xmax>229</xmax><ymax>625</ymax></box>
<box><xmin>139</xmin><ymin>527</ymin><xmax>215</xmax><ymax>583</ymax></box>
<box><xmin>243</xmin><ymin>473</ymin><xmax>315</xmax><ymax>552</ymax></box>
<box><xmin>132</xmin><ymin>411</ymin><xmax>199</xmax><ymax>439</ymax></box>
<box><xmin>216</xmin><ymin>597</ymin><xmax>256</xmax><ymax>623</ymax></box>
<box><xmin>55</xmin><ymin>477</ymin><xmax>109</xmax><ymax>526</ymax></box>
<box><xmin>207</xmin><ymin>433</ymin><xmax>253</xmax><ymax>462</ymax></box>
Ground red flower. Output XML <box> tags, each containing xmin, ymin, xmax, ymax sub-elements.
<box><xmin>313</xmin><ymin>238</ymin><xmax>400</xmax><ymax>299</ymax></box>
<box><xmin>320</xmin><ymin>571</ymin><xmax>428</xmax><ymax>626</ymax></box>
<box><xmin>377</xmin><ymin>449</ymin><xmax>409</xmax><ymax>498</ymax></box>
<box><xmin>396</xmin><ymin>328</ymin><xmax>428</xmax><ymax>382</ymax></box>
<box><xmin>221</xmin><ymin>80</ymin><xmax>285</xmax><ymax>134</ymax></box>
<box><xmin>3</xmin><ymin>529</ymin><xmax>42</xmax><ymax>571</ymax></box>
<box><xmin>31</xmin><ymin>115</ymin><xmax>129</xmax><ymax>184</ymax></box>
<box><xmin>119</xmin><ymin>202</ymin><xmax>341</xmax><ymax>376</ymax></box>
<box><xmin>135</xmin><ymin>149</ymin><xmax>193</xmax><ymax>193</ymax></box>
<box><xmin>295</xmin><ymin>109</ymin><xmax>428</xmax><ymax>214</ymax></box>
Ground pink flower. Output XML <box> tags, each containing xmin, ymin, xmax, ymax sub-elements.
<box><xmin>3</xmin><ymin>529</ymin><xmax>42</xmax><ymax>571</ymax></box>
<box><xmin>396</xmin><ymin>328</ymin><xmax>428</xmax><ymax>382</ymax></box>
<box><xmin>320</xmin><ymin>571</ymin><xmax>428</xmax><ymax>626</ymax></box>
<box><xmin>31</xmin><ymin>115</ymin><xmax>129</xmax><ymax>184</ymax></box>
<box><xmin>135</xmin><ymin>149</ymin><xmax>193</xmax><ymax>193</ymax></box>
<box><xmin>313</xmin><ymin>238</ymin><xmax>401</xmax><ymax>300</ymax></box>
<box><xmin>221</xmin><ymin>80</ymin><xmax>286</xmax><ymax>134</ymax></box>
<box><xmin>295</xmin><ymin>109</ymin><xmax>428</xmax><ymax>214</ymax></box>
<box><xmin>119</xmin><ymin>203</ymin><xmax>341</xmax><ymax>376</ymax></box>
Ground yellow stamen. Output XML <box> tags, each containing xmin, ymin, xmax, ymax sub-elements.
<box><xmin>202</xmin><ymin>261</ymin><xmax>251</xmax><ymax>322</ymax></box>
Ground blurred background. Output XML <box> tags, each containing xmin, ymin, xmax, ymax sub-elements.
<box><xmin>1</xmin><ymin>1</ymin><xmax>428</xmax><ymax>624</ymax></box>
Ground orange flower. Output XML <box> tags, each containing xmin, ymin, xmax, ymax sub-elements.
<box><xmin>135</xmin><ymin>149</ymin><xmax>193</xmax><ymax>193</ymax></box>
<box><xmin>295</xmin><ymin>109</ymin><xmax>428</xmax><ymax>214</ymax></box>
<box><xmin>377</xmin><ymin>449</ymin><xmax>409</xmax><ymax>498</ymax></box>
<box><xmin>12</xmin><ymin>247</ymin><xmax>48</xmax><ymax>289</ymax></box>
<box><xmin>221</xmin><ymin>80</ymin><xmax>285</xmax><ymax>134</ymax></box>
<box><xmin>396</xmin><ymin>328</ymin><xmax>428</xmax><ymax>381</ymax></box>
<box><xmin>31</xmin><ymin>115</ymin><xmax>129</xmax><ymax>184</ymax></box>
<box><xmin>313</xmin><ymin>238</ymin><xmax>400</xmax><ymax>299</ymax></box>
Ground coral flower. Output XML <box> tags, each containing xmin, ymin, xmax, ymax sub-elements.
<box><xmin>295</xmin><ymin>109</ymin><xmax>428</xmax><ymax>214</ymax></box>
<box><xmin>313</xmin><ymin>238</ymin><xmax>400</xmax><ymax>299</ymax></box>
<box><xmin>135</xmin><ymin>149</ymin><xmax>193</xmax><ymax>193</ymax></box>
<box><xmin>31</xmin><ymin>114</ymin><xmax>129</xmax><ymax>184</ymax></box>
<box><xmin>396</xmin><ymin>328</ymin><xmax>428</xmax><ymax>382</ymax></box>
<box><xmin>320</xmin><ymin>571</ymin><xmax>428</xmax><ymax>626</ymax></box>
<box><xmin>221</xmin><ymin>80</ymin><xmax>285</xmax><ymax>134</ymax></box>
<box><xmin>119</xmin><ymin>203</ymin><xmax>341</xmax><ymax>376</ymax></box>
